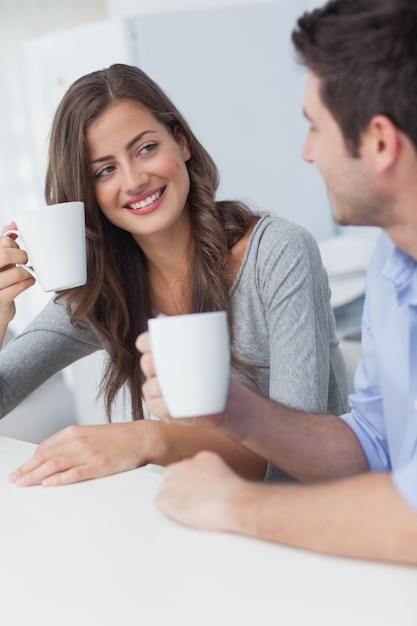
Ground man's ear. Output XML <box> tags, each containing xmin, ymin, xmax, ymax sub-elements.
<box><xmin>174</xmin><ymin>126</ymin><xmax>191</xmax><ymax>162</ymax></box>
<box><xmin>364</xmin><ymin>115</ymin><xmax>400</xmax><ymax>173</ymax></box>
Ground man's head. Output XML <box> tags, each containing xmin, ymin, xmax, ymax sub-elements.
<box><xmin>292</xmin><ymin>0</ymin><xmax>417</xmax><ymax>157</ymax></box>
<box><xmin>301</xmin><ymin>69</ymin><xmax>398</xmax><ymax>228</ymax></box>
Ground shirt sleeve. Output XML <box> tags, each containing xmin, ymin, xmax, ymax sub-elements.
<box><xmin>391</xmin><ymin>456</ymin><xmax>417</xmax><ymax>511</ymax></box>
<box><xmin>339</xmin><ymin>289</ymin><xmax>391</xmax><ymax>472</ymax></box>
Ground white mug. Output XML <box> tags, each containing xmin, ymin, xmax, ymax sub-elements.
<box><xmin>148</xmin><ymin>311</ymin><xmax>230</xmax><ymax>418</ymax></box>
<box><xmin>4</xmin><ymin>201</ymin><xmax>87</xmax><ymax>292</ymax></box>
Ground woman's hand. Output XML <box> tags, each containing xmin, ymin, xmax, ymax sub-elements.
<box><xmin>8</xmin><ymin>421</ymin><xmax>155</xmax><ymax>487</ymax></box>
<box><xmin>0</xmin><ymin>224</ymin><xmax>35</xmax><ymax>328</ymax></box>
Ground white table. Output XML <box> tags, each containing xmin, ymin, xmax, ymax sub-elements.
<box><xmin>0</xmin><ymin>436</ymin><xmax>416</xmax><ymax>626</ymax></box>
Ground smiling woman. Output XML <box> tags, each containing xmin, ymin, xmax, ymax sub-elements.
<box><xmin>0</xmin><ymin>63</ymin><xmax>348</xmax><ymax>488</ymax></box>
<box><xmin>87</xmin><ymin>101</ymin><xmax>192</xmax><ymax>240</ymax></box>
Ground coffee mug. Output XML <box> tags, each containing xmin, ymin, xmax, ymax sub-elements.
<box><xmin>148</xmin><ymin>311</ymin><xmax>230</xmax><ymax>418</ymax></box>
<box><xmin>4</xmin><ymin>201</ymin><xmax>87</xmax><ymax>292</ymax></box>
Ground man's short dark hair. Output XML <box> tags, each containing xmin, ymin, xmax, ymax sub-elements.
<box><xmin>292</xmin><ymin>0</ymin><xmax>417</xmax><ymax>156</ymax></box>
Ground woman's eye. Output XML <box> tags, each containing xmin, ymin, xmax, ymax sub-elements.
<box><xmin>139</xmin><ymin>142</ymin><xmax>157</xmax><ymax>156</ymax></box>
<box><xmin>95</xmin><ymin>165</ymin><xmax>115</xmax><ymax>179</ymax></box>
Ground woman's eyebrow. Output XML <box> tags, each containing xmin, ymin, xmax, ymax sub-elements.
<box><xmin>89</xmin><ymin>130</ymin><xmax>157</xmax><ymax>165</ymax></box>
<box><xmin>125</xmin><ymin>129</ymin><xmax>157</xmax><ymax>151</ymax></box>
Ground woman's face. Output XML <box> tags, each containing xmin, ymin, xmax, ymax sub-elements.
<box><xmin>87</xmin><ymin>100</ymin><xmax>191</xmax><ymax>244</ymax></box>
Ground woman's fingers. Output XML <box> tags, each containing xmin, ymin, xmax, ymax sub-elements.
<box><xmin>9</xmin><ymin>423</ymin><xmax>147</xmax><ymax>487</ymax></box>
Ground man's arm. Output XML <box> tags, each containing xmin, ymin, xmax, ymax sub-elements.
<box><xmin>138</xmin><ymin>333</ymin><xmax>368</xmax><ymax>482</ymax></box>
<box><xmin>156</xmin><ymin>451</ymin><xmax>417</xmax><ymax>565</ymax></box>
<box><xmin>221</xmin><ymin>378</ymin><xmax>369</xmax><ymax>481</ymax></box>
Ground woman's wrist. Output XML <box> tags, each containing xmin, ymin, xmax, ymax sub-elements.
<box><xmin>130</xmin><ymin>419</ymin><xmax>170</xmax><ymax>467</ymax></box>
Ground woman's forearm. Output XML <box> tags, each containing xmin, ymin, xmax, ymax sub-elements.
<box><xmin>144</xmin><ymin>419</ymin><xmax>267</xmax><ymax>481</ymax></box>
<box><xmin>0</xmin><ymin>323</ymin><xmax>8</xmax><ymax>349</ymax></box>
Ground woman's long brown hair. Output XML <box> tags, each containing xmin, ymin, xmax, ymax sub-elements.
<box><xmin>45</xmin><ymin>64</ymin><xmax>255</xmax><ymax>420</ymax></box>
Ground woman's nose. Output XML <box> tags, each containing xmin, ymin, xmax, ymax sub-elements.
<box><xmin>121</xmin><ymin>162</ymin><xmax>149</xmax><ymax>193</ymax></box>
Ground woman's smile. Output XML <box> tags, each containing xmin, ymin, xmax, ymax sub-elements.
<box><xmin>124</xmin><ymin>186</ymin><xmax>166</xmax><ymax>215</ymax></box>
<box><xmin>87</xmin><ymin>100</ymin><xmax>191</xmax><ymax>237</ymax></box>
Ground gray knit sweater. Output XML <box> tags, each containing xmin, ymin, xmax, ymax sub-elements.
<box><xmin>0</xmin><ymin>214</ymin><xmax>348</xmax><ymax>479</ymax></box>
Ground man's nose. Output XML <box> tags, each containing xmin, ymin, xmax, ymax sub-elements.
<box><xmin>301</xmin><ymin>133</ymin><xmax>314</xmax><ymax>163</ymax></box>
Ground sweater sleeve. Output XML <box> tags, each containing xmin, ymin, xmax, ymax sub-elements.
<box><xmin>0</xmin><ymin>298</ymin><xmax>101</xmax><ymax>418</ymax></box>
<box><xmin>259</xmin><ymin>223</ymin><xmax>334</xmax><ymax>410</ymax></box>
<box><xmin>230</xmin><ymin>216</ymin><xmax>348</xmax><ymax>481</ymax></box>
<box><xmin>242</xmin><ymin>217</ymin><xmax>345</xmax><ymax>412</ymax></box>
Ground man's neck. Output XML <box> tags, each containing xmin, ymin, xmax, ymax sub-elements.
<box><xmin>386</xmin><ymin>222</ymin><xmax>417</xmax><ymax>260</ymax></box>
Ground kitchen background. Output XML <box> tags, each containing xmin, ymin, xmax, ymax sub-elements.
<box><xmin>0</xmin><ymin>0</ymin><xmax>373</xmax><ymax>442</ymax></box>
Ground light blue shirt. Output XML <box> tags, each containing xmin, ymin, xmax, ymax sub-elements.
<box><xmin>340</xmin><ymin>231</ymin><xmax>417</xmax><ymax>511</ymax></box>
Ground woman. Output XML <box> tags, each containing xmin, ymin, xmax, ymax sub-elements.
<box><xmin>0</xmin><ymin>64</ymin><xmax>348</xmax><ymax>487</ymax></box>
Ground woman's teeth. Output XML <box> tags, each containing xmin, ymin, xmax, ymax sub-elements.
<box><xmin>129</xmin><ymin>189</ymin><xmax>162</xmax><ymax>210</ymax></box>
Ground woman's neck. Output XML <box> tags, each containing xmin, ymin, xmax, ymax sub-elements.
<box><xmin>138</xmin><ymin>215</ymin><xmax>193</xmax><ymax>316</ymax></box>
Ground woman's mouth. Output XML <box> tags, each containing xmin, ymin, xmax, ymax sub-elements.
<box><xmin>125</xmin><ymin>187</ymin><xmax>166</xmax><ymax>214</ymax></box>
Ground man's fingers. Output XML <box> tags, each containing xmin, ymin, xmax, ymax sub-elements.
<box><xmin>139</xmin><ymin>351</ymin><xmax>155</xmax><ymax>377</ymax></box>
<box><xmin>136</xmin><ymin>330</ymin><xmax>150</xmax><ymax>353</ymax></box>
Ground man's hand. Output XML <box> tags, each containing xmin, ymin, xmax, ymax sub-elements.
<box><xmin>156</xmin><ymin>450</ymin><xmax>245</xmax><ymax>531</ymax></box>
<box><xmin>136</xmin><ymin>329</ymin><xmax>228</xmax><ymax>428</ymax></box>
<box><xmin>136</xmin><ymin>330</ymin><xmax>172</xmax><ymax>421</ymax></box>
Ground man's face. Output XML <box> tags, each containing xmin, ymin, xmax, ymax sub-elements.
<box><xmin>301</xmin><ymin>71</ymin><xmax>391</xmax><ymax>228</ymax></box>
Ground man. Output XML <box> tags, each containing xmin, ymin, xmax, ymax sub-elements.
<box><xmin>137</xmin><ymin>0</ymin><xmax>417</xmax><ymax>565</ymax></box>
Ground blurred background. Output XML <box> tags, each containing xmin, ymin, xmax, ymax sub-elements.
<box><xmin>0</xmin><ymin>0</ymin><xmax>372</xmax><ymax>442</ymax></box>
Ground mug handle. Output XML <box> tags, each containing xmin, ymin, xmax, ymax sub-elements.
<box><xmin>3</xmin><ymin>229</ymin><xmax>36</xmax><ymax>279</ymax></box>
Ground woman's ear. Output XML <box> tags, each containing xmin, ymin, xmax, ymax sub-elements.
<box><xmin>174</xmin><ymin>126</ymin><xmax>191</xmax><ymax>162</ymax></box>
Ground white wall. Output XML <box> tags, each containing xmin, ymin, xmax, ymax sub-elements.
<box><xmin>107</xmin><ymin>0</ymin><xmax>269</xmax><ymax>16</ymax></box>
<box><xmin>124</xmin><ymin>1</ymin><xmax>335</xmax><ymax>240</ymax></box>
<box><xmin>106</xmin><ymin>0</ymin><xmax>321</xmax><ymax>17</ymax></box>
<box><xmin>22</xmin><ymin>18</ymin><xmax>132</xmax><ymax>199</ymax></box>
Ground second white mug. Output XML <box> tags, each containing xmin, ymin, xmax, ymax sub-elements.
<box><xmin>148</xmin><ymin>311</ymin><xmax>231</xmax><ymax>418</ymax></box>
